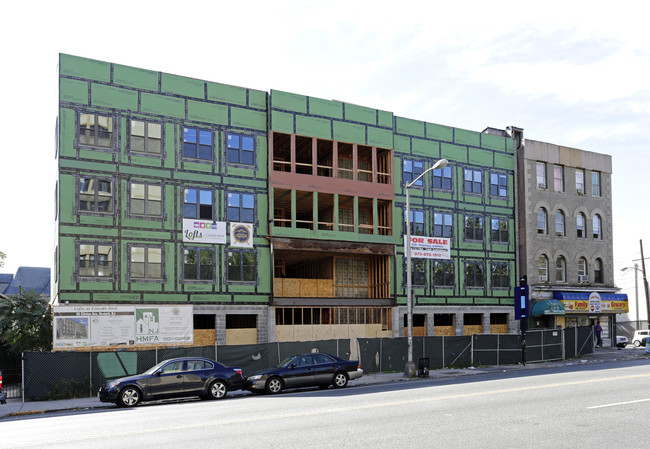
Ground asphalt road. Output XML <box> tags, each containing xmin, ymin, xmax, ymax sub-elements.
<box><xmin>2</xmin><ymin>359</ymin><xmax>649</xmax><ymax>449</ymax></box>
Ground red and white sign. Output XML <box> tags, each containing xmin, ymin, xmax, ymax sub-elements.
<box><xmin>404</xmin><ymin>236</ymin><xmax>451</xmax><ymax>259</ymax></box>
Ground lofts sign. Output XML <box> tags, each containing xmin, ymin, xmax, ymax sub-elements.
<box><xmin>404</xmin><ymin>236</ymin><xmax>451</xmax><ymax>259</ymax></box>
<box><xmin>182</xmin><ymin>219</ymin><xmax>227</xmax><ymax>244</ymax></box>
<box><xmin>53</xmin><ymin>305</ymin><xmax>193</xmax><ymax>348</ymax></box>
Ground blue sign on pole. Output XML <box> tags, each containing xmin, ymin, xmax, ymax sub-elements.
<box><xmin>514</xmin><ymin>286</ymin><xmax>529</xmax><ymax>320</ymax></box>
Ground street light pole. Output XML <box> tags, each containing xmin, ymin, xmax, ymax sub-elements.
<box><xmin>405</xmin><ymin>158</ymin><xmax>448</xmax><ymax>377</ymax></box>
<box><xmin>621</xmin><ymin>265</ymin><xmax>640</xmax><ymax>328</ymax></box>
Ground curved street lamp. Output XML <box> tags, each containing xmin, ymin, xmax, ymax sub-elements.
<box><xmin>405</xmin><ymin>158</ymin><xmax>448</xmax><ymax>377</ymax></box>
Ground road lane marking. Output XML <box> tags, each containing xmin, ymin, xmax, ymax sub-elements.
<box><xmin>5</xmin><ymin>372</ymin><xmax>650</xmax><ymax>448</ymax></box>
<box><xmin>586</xmin><ymin>398</ymin><xmax>650</xmax><ymax>409</ymax></box>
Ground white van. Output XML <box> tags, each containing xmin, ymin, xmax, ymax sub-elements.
<box><xmin>632</xmin><ymin>330</ymin><xmax>650</xmax><ymax>347</ymax></box>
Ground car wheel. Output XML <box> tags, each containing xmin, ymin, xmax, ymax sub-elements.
<box><xmin>634</xmin><ymin>340</ymin><xmax>641</xmax><ymax>347</ymax></box>
<box><xmin>265</xmin><ymin>376</ymin><xmax>284</xmax><ymax>394</ymax></box>
<box><xmin>117</xmin><ymin>386</ymin><xmax>141</xmax><ymax>407</ymax></box>
<box><xmin>333</xmin><ymin>371</ymin><xmax>349</xmax><ymax>388</ymax></box>
<box><xmin>208</xmin><ymin>380</ymin><xmax>228</xmax><ymax>400</ymax></box>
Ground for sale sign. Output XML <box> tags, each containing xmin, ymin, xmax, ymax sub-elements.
<box><xmin>404</xmin><ymin>236</ymin><xmax>451</xmax><ymax>259</ymax></box>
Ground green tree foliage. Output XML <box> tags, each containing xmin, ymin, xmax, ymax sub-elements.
<box><xmin>0</xmin><ymin>250</ymin><xmax>6</xmax><ymax>268</ymax></box>
<box><xmin>0</xmin><ymin>288</ymin><xmax>52</xmax><ymax>355</ymax></box>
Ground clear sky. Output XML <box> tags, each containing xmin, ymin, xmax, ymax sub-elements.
<box><xmin>1</xmin><ymin>1</ymin><xmax>648</xmax><ymax>319</ymax></box>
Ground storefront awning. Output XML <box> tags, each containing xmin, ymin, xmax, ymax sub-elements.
<box><xmin>553</xmin><ymin>292</ymin><xmax>629</xmax><ymax>313</ymax></box>
<box><xmin>531</xmin><ymin>299</ymin><xmax>565</xmax><ymax>316</ymax></box>
<box><xmin>553</xmin><ymin>292</ymin><xmax>628</xmax><ymax>302</ymax></box>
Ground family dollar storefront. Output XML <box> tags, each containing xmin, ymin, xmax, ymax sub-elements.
<box><xmin>553</xmin><ymin>291</ymin><xmax>629</xmax><ymax>347</ymax></box>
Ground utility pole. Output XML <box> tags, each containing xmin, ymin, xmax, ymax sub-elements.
<box><xmin>640</xmin><ymin>240</ymin><xmax>650</xmax><ymax>327</ymax></box>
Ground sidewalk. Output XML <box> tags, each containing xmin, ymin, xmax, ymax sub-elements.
<box><xmin>2</xmin><ymin>346</ymin><xmax>646</xmax><ymax>420</ymax></box>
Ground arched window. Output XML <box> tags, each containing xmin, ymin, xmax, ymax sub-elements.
<box><xmin>538</xmin><ymin>255</ymin><xmax>549</xmax><ymax>282</ymax></box>
<box><xmin>577</xmin><ymin>213</ymin><xmax>586</xmax><ymax>238</ymax></box>
<box><xmin>555</xmin><ymin>210</ymin><xmax>565</xmax><ymax>236</ymax></box>
<box><xmin>537</xmin><ymin>208</ymin><xmax>548</xmax><ymax>234</ymax></box>
<box><xmin>555</xmin><ymin>256</ymin><xmax>566</xmax><ymax>283</ymax></box>
<box><xmin>593</xmin><ymin>215</ymin><xmax>602</xmax><ymax>239</ymax></box>
<box><xmin>578</xmin><ymin>257</ymin><xmax>588</xmax><ymax>282</ymax></box>
<box><xmin>594</xmin><ymin>258</ymin><xmax>603</xmax><ymax>283</ymax></box>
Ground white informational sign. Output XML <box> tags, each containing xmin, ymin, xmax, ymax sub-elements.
<box><xmin>404</xmin><ymin>235</ymin><xmax>451</xmax><ymax>259</ymax></box>
<box><xmin>182</xmin><ymin>219</ymin><xmax>226</xmax><ymax>244</ymax></box>
<box><xmin>230</xmin><ymin>222</ymin><xmax>253</xmax><ymax>248</ymax></box>
<box><xmin>589</xmin><ymin>292</ymin><xmax>602</xmax><ymax>313</ymax></box>
<box><xmin>53</xmin><ymin>305</ymin><xmax>194</xmax><ymax>348</ymax></box>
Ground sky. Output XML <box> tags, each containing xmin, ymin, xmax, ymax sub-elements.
<box><xmin>1</xmin><ymin>1</ymin><xmax>648</xmax><ymax>319</ymax></box>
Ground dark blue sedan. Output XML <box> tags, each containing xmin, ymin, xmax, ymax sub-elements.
<box><xmin>98</xmin><ymin>357</ymin><xmax>245</xmax><ymax>407</ymax></box>
<box><xmin>244</xmin><ymin>352</ymin><xmax>363</xmax><ymax>394</ymax></box>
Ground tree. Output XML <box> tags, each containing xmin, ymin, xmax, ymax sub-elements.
<box><xmin>0</xmin><ymin>250</ymin><xmax>5</xmax><ymax>268</ymax></box>
<box><xmin>0</xmin><ymin>288</ymin><xmax>52</xmax><ymax>355</ymax></box>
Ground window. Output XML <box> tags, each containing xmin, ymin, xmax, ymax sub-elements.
<box><xmin>553</xmin><ymin>165</ymin><xmax>564</xmax><ymax>192</ymax></box>
<box><xmin>131</xmin><ymin>120</ymin><xmax>162</xmax><ymax>154</ymax></box>
<box><xmin>403</xmin><ymin>160</ymin><xmax>424</xmax><ymax>186</ymax></box>
<box><xmin>434</xmin><ymin>260</ymin><xmax>454</xmax><ymax>286</ymax></box>
<box><xmin>556</xmin><ymin>256</ymin><xmax>566</xmax><ymax>283</ymax></box>
<box><xmin>465</xmin><ymin>261</ymin><xmax>484</xmax><ymax>287</ymax></box>
<box><xmin>592</xmin><ymin>171</ymin><xmax>601</xmax><ymax>197</ymax></box>
<box><xmin>183</xmin><ymin>127</ymin><xmax>212</xmax><ymax>160</ymax></box>
<box><xmin>578</xmin><ymin>257</ymin><xmax>588</xmax><ymax>279</ymax></box>
<box><xmin>594</xmin><ymin>258</ymin><xmax>603</xmax><ymax>284</ymax></box>
<box><xmin>129</xmin><ymin>246</ymin><xmax>162</xmax><ymax>280</ymax></box>
<box><xmin>184</xmin><ymin>248</ymin><xmax>214</xmax><ymax>281</ymax></box>
<box><xmin>464</xmin><ymin>169</ymin><xmax>482</xmax><ymax>194</ymax></box>
<box><xmin>184</xmin><ymin>188</ymin><xmax>213</xmax><ymax>219</ymax></box>
<box><xmin>227</xmin><ymin>192</ymin><xmax>255</xmax><ymax>223</ymax></box>
<box><xmin>491</xmin><ymin>262</ymin><xmax>509</xmax><ymax>288</ymax></box>
<box><xmin>538</xmin><ymin>255</ymin><xmax>549</xmax><ymax>282</ymax></box>
<box><xmin>227</xmin><ymin>133</ymin><xmax>255</xmax><ymax>165</ymax></box>
<box><xmin>130</xmin><ymin>182</ymin><xmax>162</xmax><ymax>217</ymax></box>
<box><xmin>593</xmin><ymin>215</ymin><xmax>602</xmax><ymax>239</ymax></box>
<box><xmin>433</xmin><ymin>166</ymin><xmax>452</xmax><ymax>190</ymax></box>
<box><xmin>490</xmin><ymin>173</ymin><xmax>508</xmax><ymax>197</ymax></box>
<box><xmin>79</xmin><ymin>177</ymin><xmax>113</xmax><ymax>213</ymax></box>
<box><xmin>537</xmin><ymin>208</ymin><xmax>548</xmax><ymax>235</ymax></box>
<box><xmin>433</xmin><ymin>212</ymin><xmax>453</xmax><ymax>238</ymax></box>
<box><xmin>78</xmin><ymin>112</ymin><xmax>113</xmax><ymax>148</ymax></box>
<box><xmin>227</xmin><ymin>250</ymin><xmax>256</xmax><ymax>282</ymax></box>
<box><xmin>406</xmin><ymin>209</ymin><xmax>425</xmax><ymax>235</ymax></box>
<box><xmin>575</xmin><ymin>169</ymin><xmax>585</xmax><ymax>194</ymax></box>
<box><xmin>536</xmin><ymin>162</ymin><xmax>547</xmax><ymax>189</ymax></box>
<box><xmin>490</xmin><ymin>218</ymin><xmax>509</xmax><ymax>243</ymax></box>
<box><xmin>555</xmin><ymin>210</ymin><xmax>565</xmax><ymax>236</ymax></box>
<box><xmin>78</xmin><ymin>243</ymin><xmax>114</xmax><ymax>278</ymax></box>
<box><xmin>576</xmin><ymin>213</ymin><xmax>586</xmax><ymax>238</ymax></box>
<box><xmin>464</xmin><ymin>216</ymin><xmax>483</xmax><ymax>241</ymax></box>
<box><xmin>404</xmin><ymin>258</ymin><xmax>426</xmax><ymax>286</ymax></box>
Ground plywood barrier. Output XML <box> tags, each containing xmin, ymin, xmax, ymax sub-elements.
<box><xmin>225</xmin><ymin>328</ymin><xmax>257</xmax><ymax>345</ymax></box>
<box><xmin>490</xmin><ymin>324</ymin><xmax>509</xmax><ymax>334</ymax></box>
<box><xmin>434</xmin><ymin>326</ymin><xmax>455</xmax><ymax>337</ymax></box>
<box><xmin>463</xmin><ymin>325</ymin><xmax>483</xmax><ymax>336</ymax></box>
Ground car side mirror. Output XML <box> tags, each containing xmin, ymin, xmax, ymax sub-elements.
<box><xmin>290</xmin><ymin>363</ymin><xmax>297</xmax><ymax>369</ymax></box>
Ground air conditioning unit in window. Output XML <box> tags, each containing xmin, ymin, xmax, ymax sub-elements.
<box><xmin>539</xmin><ymin>274</ymin><xmax>548</xmax><ymax>282</ymax></box>
<box><xmin>577</xmin><ymin>189</ymin><xmax>585</xmax><ymax>196</ymax></box>
<box><xmin>538</xmin><ymin>183</ymin><xmax>546</xmax><ymax>189</ymax></box>
<box><xmin>578</xmin><ymin>275</ymin><xmax>589</xmax><ymax>283</ymax></box>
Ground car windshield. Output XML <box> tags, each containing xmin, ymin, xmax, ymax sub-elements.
<box><xmin>142</xmin><ymin>360</ymin><xmax>169</xmax><ymax>375</ymax></box>
<box><xmin>277</xmin><ymin>356</ymin><xmax>298</xmax><ymax>368</ymax></box>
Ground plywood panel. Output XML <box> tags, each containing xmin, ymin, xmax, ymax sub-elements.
<box><xmin>226</xmin><ymin>328</ymin><xmax>257</xmax><ymax>345</ymax></box>
<box><xmin>490</xmin><ymin>324</ymin><xmax>508</xmax><ymax>334</ymax></box>
<box><xmin>434</xmin><ymin>326</ymin><xmax>455</xmax><ymax>337</ymax></box>
<box><xmin>194</xmin><ymin>329</ymin><xmax>215</xmax><ymax>346</ymax></box>
<box><xmin>463</xmin><ymin>325</ymin><xmax>483</xmax><ymax>336</ymax></box>
<box><xmin>275</xmin><ymin>326</ymin><xmax>293</xmax><ymax>342</ymax></box>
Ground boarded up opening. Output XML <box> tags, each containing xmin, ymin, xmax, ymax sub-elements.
<box><xmin>464</xmin><ymin>313</ymin><xmax>483</xmax><ymax>335</ymax></box>
<box><xmin>403</xmin><ymin>313</ymin><xmax>426</xmax><ymax>336</ymax></box>
<box><xmin>434</xmin><ymin>313</ymin><xmax>455</xmax><ymax>336</ymax></box>
<box><xmin>193</xmin><ymin>314</ymin><xmax>215</xmax><ymax>346</ymax></box>
<box><xmin>226</xmin><ymin>314</ymin><xmax>257</xmax><ymax>345</ymax></box>
<box><xmin>490</xmin><ymin>313</ymin><xmax>509</xmax><ymax>334</ymax></box>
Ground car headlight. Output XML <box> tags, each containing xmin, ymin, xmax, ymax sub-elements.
<box><xmin>108</xmin><ymin>381</ymin><xmax>121</xmax><ymax>389</ymax></box>
<box><xmin>247</xmin><ymin>375</ymin><xmax>262</xmax><ymax>381</ymax></box>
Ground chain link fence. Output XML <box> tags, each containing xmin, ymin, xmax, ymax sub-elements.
<box><xmin>358</xmin><ymin>327</ymin><xmax>594</xmax><ymax>373</ymax></box>
<box><xmin>22</xmin><ymin>339</ymin><xmax>350</xmax><ymax>401</ymax></box>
